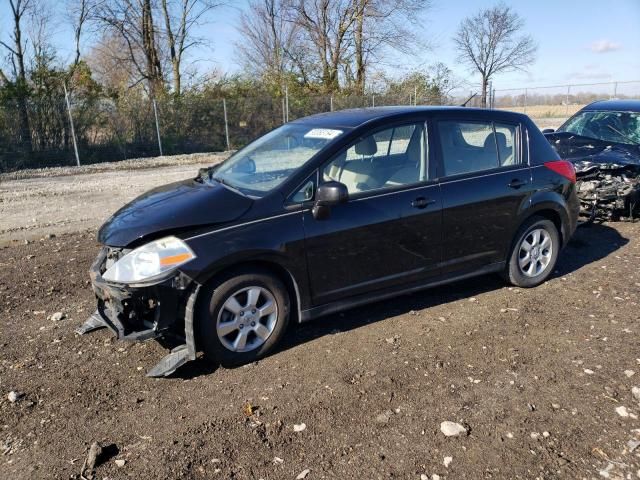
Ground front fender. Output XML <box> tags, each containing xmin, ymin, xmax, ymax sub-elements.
<box><xmin>179</xmin><ymin>211</ymin><xmax>310</xmax><ymax>313</ymax></box>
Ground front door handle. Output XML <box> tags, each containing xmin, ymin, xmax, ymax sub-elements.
<box><xmin>508</xmin><ymin>179</ymin><xmax>528</xmax><ymax>189</ymax></box>
<box><xmin>411</xmin><ymin>197</ymin><xmax>436</xmax><ymax>209</ymax></box>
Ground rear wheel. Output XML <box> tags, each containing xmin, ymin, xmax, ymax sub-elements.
<box><xmin>505</xmin><ymin>216</ymin><xmax>560</xmax><ymax>288</ymax></box>
<box><xmin>197</xmin><ymin>269</ymin><xmax>290</xmax><ymax>367</ymax></box>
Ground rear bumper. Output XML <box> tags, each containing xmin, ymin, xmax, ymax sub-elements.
<box><xmin>79</xmin><ymin>247</ymin><xmax>199</xmax><ymax>376</ymax></box>
<box><xmin>566</xmin><ymin>189</ymin><xmax>581</xmax><ymax>242</ymax></box>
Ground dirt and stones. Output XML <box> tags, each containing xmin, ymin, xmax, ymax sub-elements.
<box><xmin>1</xmin><ymin>221</ymin><xmax>640</xmax><ymax>479</ymax></box>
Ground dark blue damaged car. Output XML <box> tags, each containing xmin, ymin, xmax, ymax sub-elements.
<box><xmin>543</xmin><ymin>99</ymin><xmax>640</xmax><ymax>222</ymax></box>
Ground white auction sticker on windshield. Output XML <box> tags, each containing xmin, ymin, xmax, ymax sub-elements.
<box><xmin>304</xmin><ymin>128</ymin><xmax>343</xmax><ymax>140</ymax></box>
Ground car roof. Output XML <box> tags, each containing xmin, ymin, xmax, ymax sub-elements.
<box><xmin>581</xmin><ymin>99</ymin><xmax>640</xmax><ymax>112</ymax></box>
<box><xmin>290</xmin><ymin>105</ymin><xmax>527</xmax><ymax>129</ymax></box>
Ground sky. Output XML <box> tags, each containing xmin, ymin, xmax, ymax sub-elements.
<box><xmin>1</xmin><ymin>0</ymin><xmax>639</xmax><ymax>94</ymax></box>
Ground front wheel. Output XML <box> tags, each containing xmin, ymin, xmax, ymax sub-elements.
<box><xmin>505</xmin><ymin>216</ymin><xmax>560</xmax><ymax>288</ymax></box>
<box><xmin>197</xmin><ymin>269</ymin><xmax>290</xmax><ymax>367</ymax></box>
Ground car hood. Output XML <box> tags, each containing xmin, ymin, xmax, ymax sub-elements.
<box><xmin>545</xmin><ymin>131</ymin><xmax>640</xmax><ymax>167</ymax></box>
<box><xmin>98</xmin><ymin>178</ymin><xmax>253</xmax><ymax>247</ymax></box>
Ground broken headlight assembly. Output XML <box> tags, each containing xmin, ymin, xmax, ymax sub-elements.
<box><xmin>102</xmin><ymin>236</ymin><xmax>196</xmax><ymax>284</ymax></box>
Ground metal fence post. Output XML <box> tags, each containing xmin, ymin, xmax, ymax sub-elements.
<box><xmin>285</xmin><ymin>84</ymin><xmax>289</xmax><ymax>122</ymax></box>
<box><xmin>489</xmin><ymin>81</ymin><xmax>494</xmax><ymax>108</ymax></box>
<box><xmin>282</xmin><ymin>97</ymin><xmax>286</xmax><ymax>124</ymax></box>
<box><xmin>523</xmin><ymin>88</ymin><xmax>528</xmax><ymax>114</ymax></box>
<box><xmin>565</xmin><ymin>86</ymin><xmax>570</xmax><ymax>116</ymax></box>
<box><xmin>613</xmin><ymin>82</ymin><xmax>618</xmax><ymax>99</ymax></box>
<box><xmin>330</xmin><ymin>95</ymin><xmax>333</xmax><ymax>112</ymax></box>
<box><xmin>63</xmin><ymin>82</ymin><xmax>81</xmax><ymax>166</ymax></box>
<box><xmin>372</xmin><ymin>95</ymin><xmax>375</xmax><ymax>107</ymax></box>
<box><xmin>414</xmin><ymin>86</ymin><xmax>417</xmax><ymax>106</ymax></box>
<box><xmin>223</xmin><ymin>98</ymin><xmax>230</xmax><ymax>151</ymax></box>
<box><xmin>152</xmin><ymin>98</ymin><xmax>163</xmax><ymax>156</ymax></box>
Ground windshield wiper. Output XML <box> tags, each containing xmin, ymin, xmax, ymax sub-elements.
<box><xmin>211</xmin><ymin>176</ymin><xmax>247</xmax><ymax>197</ymax></box>
<box><xmin>606</xmin><ymin>125</ymin><xmax>640</xmax><ymax>146</ymax></box>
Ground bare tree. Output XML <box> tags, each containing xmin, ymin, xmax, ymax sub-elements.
<box><xmin>236</xmin><ymin>0</ymin><xmax>310</xmax><ymax>93</ymax></box>
<box><xmin>86</xmin><ymin>31</ymin><xmax>138</xmax><ymax>92</ymax></box>
<box><xmin>291</xmin><ymin>0</ymin><xmax>359</xmax><ymax>92</ymax></box>
<box><xmin>159</xmin><ymin>0</ymin><xmax>222</xmax><ymax>95</ymax></box>
<box><xmin>238</xmin><ymin>0</ymin><xmax>431</xmax><ymax>94</ymax></box>
<box><xmin>66</xmin><ymin>0</ymin><xmax>94</xmax><ymax>67</ymax></box>
<box><xmin>453</xmin><ymin>3</ymin><xmax>536</xmax><ymax>107</ymax></box>
<box><xmin>0</xmin><ymin>0</ymin><xmax>33</xmax><ymax>151</ymax></box>
<box><xmin>93</xmin><ymin>0</ymin><xmax>165</xmax><ymax>96</ymax></box>
<box><xmin>350</xmin><ymin>0</ymin><xmax>430</xmax><ymax>94</ymax></box>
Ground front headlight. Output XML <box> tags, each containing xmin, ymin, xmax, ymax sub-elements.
<box><xmin>102</xmin><ymin>236</ymin><xmax>196</xmax><ymax>284</ymax></box>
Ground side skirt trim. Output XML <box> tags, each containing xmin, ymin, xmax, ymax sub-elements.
<box><xmin>300</xmin><ymin>262</ymin><xmax>505</xmax><ymax>322</ymax></box>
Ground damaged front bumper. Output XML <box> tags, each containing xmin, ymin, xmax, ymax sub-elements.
<box><xmin>575</xmin><ymin>161</ymin><xmax>640</xmax><ymax>222</ymax></box>
<box><xmin>77</xmin><ymin>247</ymin><xmax>200</xmax><ymax>377</ymax></box>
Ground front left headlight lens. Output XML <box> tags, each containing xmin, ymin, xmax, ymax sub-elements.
<box><xmin>102</xmin><ymin>236</ymin><xmax>196</xmax><ymax>284</ymax></box>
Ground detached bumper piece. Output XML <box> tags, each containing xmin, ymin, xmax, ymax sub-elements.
<box><xmin>78</xmin><ymin>247</ymin><xmax>199</xmax><ymax>377</ymax></box>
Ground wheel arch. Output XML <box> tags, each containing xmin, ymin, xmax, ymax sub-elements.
<box><xmin>506</xmin><ymin>201</ymin><xmax>568</xmax><ymax>268</ymax></box>
<box><xmin>523</xmin><ymin>208</ymin><xmax>564</xmax><ymax>246</ymax></box>
<box><xmin>518</xmin><ymin>192</ymin><xmax>571</xmax><ymax>248</ymax></box>
<box><xmin>194</xmin><ymin>258</ymin><xmax>303</xmax><ymax>326</ymax></box>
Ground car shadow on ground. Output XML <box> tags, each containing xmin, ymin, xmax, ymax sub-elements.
<box><xmin>554</xmin><ymin>222</ymin><xmax>629</xmax><ymax>276</ymax></box>
<box><xmin>173</xmin><ymin>222</ymin><xmax>628</xmax><ymax>379</ymax></box>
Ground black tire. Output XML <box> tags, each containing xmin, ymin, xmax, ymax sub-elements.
<box><xmin>197</xmin><ymin>268</ymin><xmax>290</xmax><ymax>368</ymax></box>
<box><xmin>504</xmin><ymin>216</ymin><xmax>560</xmax><ymax>288</ymax></box>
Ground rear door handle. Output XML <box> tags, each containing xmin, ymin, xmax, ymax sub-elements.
<box><xmin>508</xmin><ymin>179</ymin><xmax>528</xmax><ymax>189</ymax></box>
<box><xmin>411</xmin><ymin>197</ymin><xmax>436</xmax><ymax>209</ymax></box>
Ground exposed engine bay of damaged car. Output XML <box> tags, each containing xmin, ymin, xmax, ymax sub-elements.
<box><xmin>545</xmin><ymin>122</ymin><xmax>640</xmax><ymax>223</ymax></box>
<box><xmin>574</xmin><ymin>159</ymin><xmax>640</xmax><ymax>222</ymax></box>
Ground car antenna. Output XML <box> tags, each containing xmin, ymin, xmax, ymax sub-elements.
<box><xmin>460</xmin><ymin>93</ymin><xmax>477</xmax><ymax>107</ymax></box>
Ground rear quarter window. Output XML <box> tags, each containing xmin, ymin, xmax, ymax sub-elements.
<box><xmin>526</xmin><ymin>118</ymin><xmax>560</xmax><ymax>165</ymax></box>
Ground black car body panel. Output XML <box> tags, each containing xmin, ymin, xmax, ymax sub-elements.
<box><xmin>81</xmin><ymin>106</ymin><xmax>580</xmax><ymax>376</ymax></box>
<box><xmin>544</xmin><ymin>99</ymin><xmax>640</xmax><ymax>222</ymax></box>
<box><xmin>98</xmin><ymin>178</ymin><xmax>253</xmax><ymax>247</ymax></box>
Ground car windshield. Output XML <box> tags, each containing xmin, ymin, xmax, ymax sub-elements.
<box><xmin>558</xmin><ymin>110</ymin><xmax>640</xmax><ymax>145</ymax></box>
<box><xmin>211</xmin><ymin>124</ymin><xmax>344</xmax><ymax>196</ymax></box>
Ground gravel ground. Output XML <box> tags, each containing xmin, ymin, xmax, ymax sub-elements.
<box><xmin>1</xmin><ymin>221</ymin><xmax>640</xmax><ymax>479</ymax></box>
<box><xmin>0</xmin><ymin>153</ymin><xmax>229</xmax><ymax>246</ymax></box>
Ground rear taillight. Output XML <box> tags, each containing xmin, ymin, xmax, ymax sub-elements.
<box><xmin>544</xmin><ymin>160</ymin><xmax>576</xmax><ymax>183</ymax></box>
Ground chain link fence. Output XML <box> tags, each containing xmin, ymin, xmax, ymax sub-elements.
<box><xmin>491</xmin><ymin>80</ymin><xmax>640</xmax><ymax>129</ymax></box>
<box><xmin>1</xmin><ymin>80</ymin><xmax>638</xmax><ymax>173</ymax></box>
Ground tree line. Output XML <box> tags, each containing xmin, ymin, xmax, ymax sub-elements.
<box><xmin>0</xmin><ymin>0</ymin><xmax>536</xmax><ymax>171</ymax></box>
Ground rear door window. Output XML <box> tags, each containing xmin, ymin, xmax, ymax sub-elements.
<box><xmin>437</xmin><ymin>120</ymin><xmax>519</xmax><ymax>176</ymax></box>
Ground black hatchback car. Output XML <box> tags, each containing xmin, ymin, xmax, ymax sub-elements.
<box><xmin>79</xmin><ymin>106</ymin><xmax>580</xmax><ymax>376</ymax></box>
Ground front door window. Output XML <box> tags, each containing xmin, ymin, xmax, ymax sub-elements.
<box><xmin>322</xmin><ymin>123</ymin><xmax>427</xmax><ymax>195</ymax></box>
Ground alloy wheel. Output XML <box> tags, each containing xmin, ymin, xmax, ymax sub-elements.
<box><xmin>518</xmin><ymin>228</ymin><xmax>553</xmax><ymax>278</ymax></box>
<box><xmin>216</xmin><ymin>286</ymin><xmax>278</xmax><ymax>352</ymax></box>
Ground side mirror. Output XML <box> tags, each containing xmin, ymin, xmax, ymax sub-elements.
<box><xmin>542</xmin><ymin>128</ymin><xmax>555</xmax><ymax>134</ymax></box>
<box><xmin>313</xmin><ymin>181</ymin><xmax>348</xmax><ymax>220</ymax></box>
<box><xmin>231</xmin><ymin>157</ymin><xmax>256</xmax><ymax>174</ymax></box>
